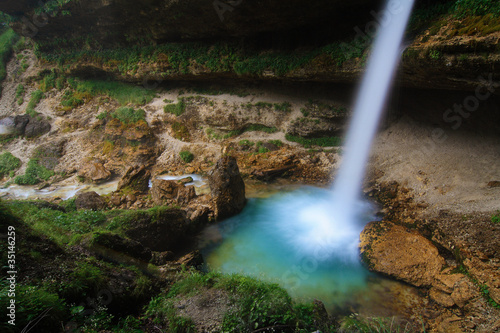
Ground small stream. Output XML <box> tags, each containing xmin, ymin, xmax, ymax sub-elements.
<box><xmin>0</xmin><ymin>180</ymin><xmax>120</xmax><ymax>200</ymax></box>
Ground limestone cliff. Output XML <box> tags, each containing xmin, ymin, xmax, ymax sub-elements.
<box><xmin>2</xmin><ymin>0</ymin><xmax>499</xmax><ymax>91</ymax></box>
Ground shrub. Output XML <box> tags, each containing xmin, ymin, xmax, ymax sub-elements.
<box><xmin>60</xmin><ymin>90</ymin><xmax>84</xmax><ymax>108</ymax></box>
<box><xmin>145</xmin><ymin>297</ymin><xmax>196</xmax><ymax>332</ymax></box>
<box><xmin>14</xmin><ymin>158</ymin><xmax>54</xmax><ymax>185</ymax></box>
<box><xmin>164</xmin><ymin>99</ymin><xmax>186</xmax><ymax>116</ymax></box>
<box><xmin>454</xmin><ymin>0</ymin><xmax>500</xmax><ymax>18</ymax></box>
<box><xmin>15</xmin><ymin>84</ymin><xmax>24</xmax><ymax>105</ymax></box>
<box><xmin>0</xmin><ymin>152</ymin><xmax>21</xmax><ymax>178</ymax></box>
<box><xmin>172</xmin><ymin>122</ymin><xmax>190</xmax><ymax>141</ymax></box>
<box><xmin>258</xmin><ymin>146</ymin><xmax>270</xmax><ymax>154</ymax></box>
<box><xmin>238</xmin><ymin>140</ymin><xmax>254</xmax><ymax>146</ymax></box>
<box><xmin>96</xmin><ymin>111</ymin><xmax>108</xmax><ymax>120</ymax></box>
<box><xmin>269</xmin><ymin>139</ymin><xmax>283</xmax><ymax>147</ymax></box>
<box><xmin>162</xmin><ymin>271</ymin><xmax>319</xmax><ymax>332</ymax></box>
<box><xmin>26</xmin><ymin>90</ymin><xmax>44</xmax><ymax>117</ymax></box>
<box><xmin>40</xmin><ymin>72</ymin><xmax>56</xmax><ymax>92</ymax></box>
<box><xmin>274</xmin><ymin>101</ymin><xmax>292</xmax><ymax>112</ymax></box>
<box><xmin>0</xmin><ymin>29</ymin><xmax>18</xmax><ymax>82</ymax></box>
<box><xmin>429</xmin><ymin>49</ymin><xmax>442</xmax><ymax>60</ymax></box>
<box><xmin>492</xmin><ymin>211</ymin><xmax>500</xmax><ymax>224</ymax></box>
<box><xmin>0</xmin><ymin>283</ymin><xmax>68</xmax><ymax>332</ymax></box>
<box><xmin>111</xmin><ymin>107</ymin><xmax>146</xmax><ymax>124</ymax></box>
<box><xmin>179</xmin><ymin>150</ymin><xmax>194</xmax><ymax>163</ymax></box>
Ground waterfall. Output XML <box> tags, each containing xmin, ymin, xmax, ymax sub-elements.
<box><xmin>331</xmin><ymin>0</ymin><xmax>415</xmax><ymax>222</ymax></box>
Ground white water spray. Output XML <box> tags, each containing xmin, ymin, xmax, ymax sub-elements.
<box><xmin>331</xmin><ymin>0</ymin><xmax>415</xmax><ymax>221</ymax></box>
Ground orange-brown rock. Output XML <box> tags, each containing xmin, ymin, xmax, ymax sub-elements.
<box><xmin>207</xmin><ymin>156</ymin><xmax>246</xmax><ymax>220</ymax></box>
<box><xmin>78</xmin><ymin>161</ymin><xmax>112</xmax><ymax>183</ymax></box>
<box><xmin>359</xmin><ymin>221</ymin><xmax>446</xmax><ymax>287</ymax></box>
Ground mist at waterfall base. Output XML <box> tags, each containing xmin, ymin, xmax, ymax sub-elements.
<box><xmin>203</xmin><ymin>0</ymin><xmax>414</xmax><ymax>309</ymax></box>
<box><xmin>203</xmin><ymin>188</ymin><xmax>377</xmax><ymax>307</ymax></box>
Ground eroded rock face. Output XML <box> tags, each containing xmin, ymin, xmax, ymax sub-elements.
<box><xmin>359</xmin><ymin>221</ymin><xmax>446</xmax><ymax>287</ymax></box>
<box><xmin>7</xmin><ymin>0</ymin><xmax>372</xmax><ymax>51</ymax></box>
<box><xmin>117</xmin><ymin>165</ymin><xmax>151</xmax><ymax>193</ymax></box>
<box><xmin>78</xmin><ymin>161</ymin><xmax>112</xmax><ymax>183</ymax></box>
<box><xmin>75</xmin><ymin>191</ymin><xmax>107</xmax><ymax>210</ymax></box>
<box><xmin>207</xmin><ymin>156</ymin><xmax>246</xmax><ymax>220</ymax></box>
<box><xmin>151</xmin><ymin>179</ymin><xmax>197</xmax><ymax>206</ymax></box>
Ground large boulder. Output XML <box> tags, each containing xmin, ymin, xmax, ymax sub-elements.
<box><xmin>24</xmin><ymin>117</ymin><xmax>51</xmax><ymax>138</ymax></box>
<box><xmin>117</xmin><ymin>165</ymin><xmax>151</xmax><ymax>193</ymax></box>
<box><xmin>13</xmin><ymin>115</ymin><xmax>30</xmax><ymax>134</ymax></box>
<box><xmin>208</xmin><ymin>156</ymin><xmax>246</xmax><ymax>220</ymax></box>
<box><xmin>78</xmin><ymin>161</ymin><xmax>112</xmax><ymax>183</ymax></box>
<box><xmin>123</xmin><ymin>208</ymin><xmax>192</xmax><ymax>252</ymax></box>
<box><xmin>359</xmin><ymin>221</ymin><xmax>446</xmax><ymax>287</ymax></box>
<box><xmin>75</xmin><ymin>191</ymin><xmax>107</xmax><ymax>211</ymax></box>
<box><xmin>151</xmin><ymin>179</ymin><xmax>196</xmax><ymax>206</ymax></box>
<box><xmin>91</xmin><ymin>232</ymin><xmax>152</xmax><ymax>262</ymax></box>
<box><xmin>8</xmin><ymin>114</ymin><xmax>51</xmax><ymax>138</ymax></box>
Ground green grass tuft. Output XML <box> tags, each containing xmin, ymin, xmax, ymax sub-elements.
<box><xmin>0</xmin><ymin>152</ymin><xmax>21</xmax><ymax>178</ymax></box>
<box><xmin>26</xmin><ymin>90</ymin><xmax>44</xmax><ymax>117</ymax></box>
<box><xmin>164</xmin><ymin>98</ymin><xmax>186</xmax><ymax>116</ymax></box>
<box><xmin>14</xmin><ymin>158</ymin><xmax>54</xmax><ymax>185</ymax></box>
<box><xmin>0</xmin><ymin>28</ymin><xmax>18</xmax><ymax>83</ymax></box>
<box><xmin>15</xmin><ymin>84</ymin><xmax>24</xmax><ymax>105</ymax></box>
<box><xmin>75</xmin><ymin>79</ymin><xmax>156</xmax><ymax>105</ymax></box>
<box><xmin>285</xmin><ymin>134</ymin><xmax>341</xmax><ymax>148</ymax></box>
<box><xmin>111</xmin><ymin>107</ymin><xmax>146</xmax><ymax>124</ymax></box>
<box><xmin>179</xmin><ymin>150</ymin><xmax>194</xmax><ymax>163</ymax></box>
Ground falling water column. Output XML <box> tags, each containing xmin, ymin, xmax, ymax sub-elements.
<box><xmin>331</xmin><ymin>0</ymin><xmax>415</xmax><ymax>222</ymax></box>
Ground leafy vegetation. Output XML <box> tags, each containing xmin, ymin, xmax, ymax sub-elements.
<box><xmin>179</xmin><ymin>150</ymin><xmax>194</xmax><ymax>163</ymax></box>
<box><xmin>60</xmin><ymin>89</ymin><xmax>84</xmax><ymax>109</ymax></box>
<box><xmin>14</xmin><ymin>158</ymin><xmax>54</xmax><ymax>185</ymax></box>
<box><xmin>285</xmin><ymin>134</ymin><xmax>342</xmax><ymax>148</ymax></box>
<box><xmin>145</xmin><ymin>297</ymin><xmax>196</xmax><ymax>332</ymax></box>
<box><xmin>147</xmin><ymin>271</ymin><xmax>327</xmax><ymax>333</ymax></box>
<box><xmin>454</xmin><ymin>0</ymin><xmax>500</xmax><ymax>18</ymax></box>
<box><xmin>244</xmin><ymin>124</ymin><xmax>278</xmax><ymax>134</ymax></box>
<box><xmin>111</xmin><ymin>107</ymin><xmax>146</xmax><ymax>124</ymax></box>
<box><xmin>269</xmin><ymin>139</ymin><xmax>283</xmax><ymax>147</ymax></box>
<box><xmin>0</xmin><ymin>282</ymin><xmax>68</xmax><ymax>333</ymax></box>
<box><xmin>15</xmin><ymin>84</ymin><xmax>24</xmax><ymax>105</ymax></box>
<box><xmin>0</xmin><ymin>28</ymin><xmax>17</xmax><ymax>83</ymax></box>
<box><xmin>164</xmin><ymin>98</ymin><xmax>186</xmax><ymax>116</ymax></box>
<box><xmin>172</xmin><ymin>121</ymin><xmax>190</xmax><ymax>141</ymax></box>
<box><xmin>26</xmin><ymin>90</ymin><xmax>44</xmax><ymax>117</ymax></box>
<box><xmin>273</xmin><ymin>102</ymin><xmax>292</xmax><ymax>112</ymax></box>
<box><xmin>75</xmin><ymin>79</ymin><xmax>156</xmax><ymax>105</ymax></box>
<box><xmin>239</xmin><ymin>139</ymin><xmax>254</xmax><ymax>146</ymax></box>
<box><xmin>0</xmin><ymin>152</ymin><xmax>21</xmax><ymax>178</ymax></box>
<box><xmin>492</xmin><ymin>211</ymin><xmax>500</xmax><ymax>224</ymax></box>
